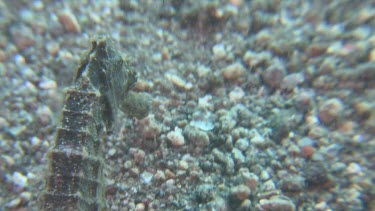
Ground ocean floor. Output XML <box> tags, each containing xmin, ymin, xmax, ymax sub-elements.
<box><xmin>0</xmin><ymin>0</ymin><xmax>374</xmax><ymax>210</ymax></box>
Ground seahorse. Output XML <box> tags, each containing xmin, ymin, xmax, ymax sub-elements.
<box><xmin>39</xmin><ymin>37</ymin><xmax>150</xmax><ymax>210</ymax></box>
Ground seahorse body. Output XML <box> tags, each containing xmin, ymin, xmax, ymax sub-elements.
<box><xmin>40</xmin><ymin>37</ymin><xmax>137</xmax><ymax>210</ymax></box>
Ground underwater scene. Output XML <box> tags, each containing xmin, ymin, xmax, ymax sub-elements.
<box><xmin>0</xmin><ymin>0</ymin><xmax>374</xmax><ymax>210</ymax></box>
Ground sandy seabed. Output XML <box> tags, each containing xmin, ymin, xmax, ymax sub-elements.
<box><xmin>0</xmin><ymin>0</ymin><xmax>374</xmax><ymax>210</ymax></box>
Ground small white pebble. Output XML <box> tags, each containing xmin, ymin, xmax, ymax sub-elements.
<box><xmin>235</xmin><ymin>138</ymin><xmax>249</xmax><ymax>151</ymax></box>
<box><xmin>39</xmin><ymin>79</ymin><xmax>57</xmax><ymax>89</ymax></box>
<box><xmin>262</xmin><ymin>180</ymin><xmax>275</xmax><ymax>191</ymax></box>
<box><xmin>30</xmin><ymin>136</ymin><xmax>42</xmax><ymax>148</ymax></box>
<box><xmin>108</xmin><ymin>148</ymin><xmax>116</xmax><ymax>156</ymax></box>
<box><xmin>151</xmin><ymin>52</ymin><xmax>162</xmax><ymax>63</ymax></box>
<box><xmin>124</xmin><ymin>160</ymin><xmax>132</xmax><ymax>169</ymax></box>
<box><xmin>179</xmin><ymin>160</ymin><xmax>189</xmax><ymax>170</ymax></box>
<box><xmin>140</xmin><ymin>171</ymin><xmax>154</xmax><ymax>184</ymax></box>
<box><xmin>314</xmin><ymin>201</ymin><xmax>328</xmax><ymax>210</ymax></box>
<box><xmin>20</xmin><ymin>191</ymin><xmax>32</xmax><ymax>201</ymax></box>
<box><xmin>165</xmin><ymin>73</ymin><xmax>192</xmax><ymax>90</ymax></box>
<box><xmin>14</xmin><ymin>54</ymin><xmax>26</xmax><ymax>65</ymax></box>
<box><xmin>250</xmin><ymin>134</ymin><xmax>265</xmax><ymax>146</ymax></box>
<box><xmin>165</xmin><ymin>179</ymin><xmax>175</xmax><ymax>186</ymax></box>
<box><xmin>198</xmin><ymin>95</ymin><xmax>212</xmax><ymax>109</ymax></box>
<box><xmin>11</xmin><ymin>172</ymin><xmax>28</xmax><ymax>188</ymax></box>
<box><xmin>5</xmin><ymin>198</ymin><xmax>21</xmax><ymax>208</ymax></box>
<box><xmin>229</xmin><ymin>87</ymin><xmax>245</xmax><ymax>103</ymax></box>
<box><xmin>197</xmin><ymin>65</ymin><xmax>210</xmax><ymax>78</ymax></box>
<box><xmin>232</xmin><ymin>148</ymin><xmax>245</xmax><ymax>164</ymax></box>
<box><xmin>346</xmin><ymin>162</ymin><xmax>362</xmax><ymax>175</ymax></box>
<box><xmin>212</xmin><ymin>43</ymin><xmax>226</xmax><ymax>59</ymax></box>
<box><xmin>135</xmin><ymin>202</ymin><xmax>145</xmax><ymax>211</ymax></box>
<box><xmin>26</xmin><ymin>172</ymin><xmax>36</xmax><ymax>180</ymax></box>
<box><xmin>260</xmin><ymin>170</ymin><xmax>270</xmax><ymax>181</ymax></box>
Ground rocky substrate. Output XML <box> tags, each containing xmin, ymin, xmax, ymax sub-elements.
<box><xmin>0</xmin><ymin>0</ymin><xmax>374</xmax><ymax>210</ymax></box>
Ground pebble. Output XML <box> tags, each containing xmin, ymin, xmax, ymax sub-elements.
<box><xmin>20</xmin><ymin>191</ymin><xmax>32</xmax><ymax>201</ymax></box>
<box><xmin>46</xmin><ymin>42</ymin><xmax>60</xmax><ymax>56</ymax></box>
<box><xmin>165</xmin><ymin>169</ymin><xmax>175</xmax><ymax>179</ymax></box>
<box><xmin>189</xmin><ymin>119</ymin><xmax>214</xmax><ymax>132</ymax></box>
<box><xmin>241</xmin><ymin>171</ymin><xmax>259</xmax><ymax>191</ymax></box>
<box><xmin>257</xmin><ymin>196</ymin><xmax>295</xmax><ymax>211</ymax></box>
<box><xmin>240</xmin><ymin>199</ymin><xmax>252</xmax><ymax>209</ymax></box>
<box><xmin>195</xmin><ymin>184</ymin><xmax>214</xmax><ymax>203</ymax></box>
<box><xmin>287</xmin><ymin>145</ymin><xmax>301</xmax><ymax>156</ymax></box>
<box><xmin>151</xmin><ymin>52</ymin><xmax>162</xmax><ymax>63</ymax></box>
<box><xmin>263</xmin><ymin>180</ymin><xmax>276</xmax><ymax>191</ymax></box>
<box><xmin>300</xmin><ymin>146</ymin><xmax>315</xmax><ymax>158</ymax></box>
<box><xmin>346</xmin><ymin>162</ymin><xmax>362</xmax><ymax>175</ymax></box>
<box><xmin>212</xmin><ymin>148</ymin><xmax>226</xmax><ymax>163</ymax></box>
<box><xmin>281</xmin><ymin>73</ymin><xmax>305</xmax><ymax>91</ymax></box>
<box><xmin>10</xmin><ymin>25</ymin><xmax>35</xmax><ymax>50</ymax></box>
<box><xmin>124</xmin><ymin>160</ymin><xmax>132</xmax><ymax>169</ymax></box>
<box><xmin>229</xmin><ymin>87</ymin><xmax>245</xmax><ymax>103</ymax></box>
<box><xmin>30</xmin><ymin>136</ymin><xmax>42</xmax><ymax>149</ymax></box>
<box><xmin>134</xmin><ymin>79</ymin><xmax>153</xmax><ymax>91</ymax></box>
<box><xmin>280</xmin><ymin>175</ymin><xmax>305</xmax><ymax>192</ymax></box>
<box><xmin>369</xmin><ymin>48</ymin><xmax>375</xmax><ymax>61</ymax></box>
<box><xmin>0</xmin><ymin>49</ymin><xmax>6</xmax><ymax>62</ymax></box>
<box><xmin>2</xmin><ymin>155</ymin><xmax>15</xmax><ymax>166</ymax></box>
<box><xmin>165</xmin><ymin>73</ymin><xmax>193</xmax><ymax>90</ymax></box>
<box><xmin>167</xmin><ymin>127</ymin><xmax>185</xmax><ymax>147</ymax></box>
<box><xmin>57</xmin><ymin>10</ymin><xmax>81</xmax><ymax>33</ymax></box>
<box><xmin>26</xmin><ymin>172</ymin><xmax>36</xmax><ymax>180</ymax></box>
<box><xmin>249</xmin><ymin>130</ymin><xmax>266</xmax><ymax>146</ymax></box>
<box><xmin>229</xmin><ymin>0</ymin><xmax>243</xmax><ymax>7</ymax></box>
<box><xmin>135</xmin><ymin>202</ymin><xmax>146</xmax><ymax>211</ymax></box>
<box><xmin>154</xmin><ymin>170</ymin><xmax>166</xmax><ymax>181</ymax></box>
<box><xmin>130</xmin><ymin>148</ymin><xmax>145</xmax><ymax>163</ymax></box>
<box><xmin>129</xmin><ymin>167</ymin><xmax>140</xmax><ymax>177</ymax></box>
<box><xmin>231</xmin><ymin>184</ymin><xmax>251</xmax><ymax>201</ymax></box>
<box><xmin>318</xmin><ymin>98</ymin><xmax>344</xmax><ymax>125</ymax></box>
<box><xmin>197</xmin><ymin>65</ymin><xmax>210</xmax><ymax>78</ymax></box>
<box><xmin>221</xmin><ymin>62</ymin><xmax>245</xmax><ymax>81</ymax></box>
<box><xmin>352</xmin><ymin>101</ymin><xmax>373</xmax><ymax>116</ymax></box>
<box><xmin>14</xmin><ymin>54</ymin><xmax>26</xmax><ymax>65</ymax></box>
<box><xmin>304</xmin><ymin>162</ymin><xmax>328</xmax><ymax>187</ymax></box>
<box><xmin>235</xmin><ymin>138</ymin><xmax>249</xmax><ymax>151</ymax></box>
<box><xmin>179</xmin><ymin>160</ymin><xmax>189</xmax><ymax>170</ymax></box>
<box><xmin>5</xmin><ymin>197</ymin><xmax>21</xmax><ymax>208</ymax></box>
<box><xmin>108</xmin><ymin>148</ymin><xmax>116</xmax><ymax>157</ymax></box>
<box><xmin>232</xmin><ymin>148</ymin><xmax>245</xmax><ymax>164</ymax></box>
<box><xmin>331</xmin><ymin>162</ymin><xmax>346</xmax><ymax>173</ymax></box>
<box><xmin>243</xmin><ymin>50</ymin><xmax>271</xmax><ymax>68</ymax></box>
<box><xmin>260</xmin><ymin>170</ymin><xmax>270</xmax><ymax>181</ymax></box>
<box><xmin>39</xmin><ymin>78</ymin><xmax>57</xmax><ymax>89</ymax></box>
<box><xmin>185</xmin><ymin>125</ymin><xmax>210</xmax><ymax>146</ymax></box>
<box><xmin>212</xmin><ymin>43</ymin><xmax>227</xmax><ymax>60</ymax></box>
<box><xmin>10</xmin><ymin>172</ymin><xmax>28</xmax><ymax>188</ymax></box>
<box><xmin>137</xmin><ymin>115</ymin><xmax>162</xmax><ymax>139</ymax></box>
<box><xmin>261</xmin><ymin>59</ymin><xmax>287</xmax><ymax>89</ymax></box>
<box><xmin>140</xmin><ymin>171</ymin><xmax>154</xmax><ymax>184</ymax></box>
<box><xmin>297</xmin><ymin>137</ymin><xmax>315</xmax><ymax>147</ymax></box>
<box><xmin>314</xmin><ymin>201</ymin><xmax>328</xmax><ymax>210</ymax></box>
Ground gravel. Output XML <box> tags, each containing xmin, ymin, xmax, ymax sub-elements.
<box><xmin>0</xmin><ymin>0</ymin><xmax>374</xmax><ymax>210</ymax></box>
